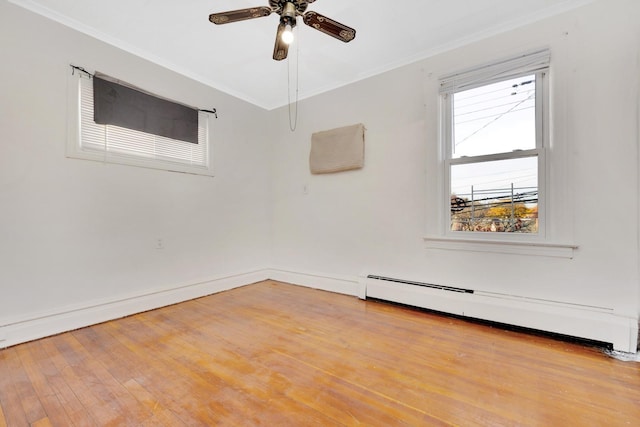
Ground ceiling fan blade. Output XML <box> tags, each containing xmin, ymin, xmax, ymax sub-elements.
<box><xmin>273</xmin><ymin>23</ymin><xmax>289</xmax><ymax>61</ymax></box>
<box><xmin>302</xmin><ymin>11</ymin><xmax>356</xmax><ymax>43</ymax></box>
<box><xmin>209</xmin><ymin>7</ymin><xmax>272</xmax><ymax>25</ymax></box>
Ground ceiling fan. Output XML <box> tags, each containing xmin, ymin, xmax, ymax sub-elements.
<box><xmin>209</xmin><ymin>0</ymin><xmax>356</xmax><ymax>61</ymax></box>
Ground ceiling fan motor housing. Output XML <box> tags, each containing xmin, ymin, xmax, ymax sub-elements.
<box><xmin>269</xmin><ymin>0</ymin><xmax>313</xmax><ymax>16</ymax></box>
<box><xmin>281</xmin><ymin>2</ymin><xmax>297</xmax><ymax>27</ymax></box>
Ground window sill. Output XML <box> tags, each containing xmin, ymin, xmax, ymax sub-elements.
<box><xmin>66</xmin><ymin>150</ymin><xmax>215</xmax><ymax>177</ymax></box>
<box><xmin>423</xmin><ymin>235</ymin><xmax>577</xmax><ymax>259</ymax></box>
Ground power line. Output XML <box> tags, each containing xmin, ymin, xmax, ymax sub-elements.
<box><xmin>455</xmin><ymin>95</ymin><xmax>534</xmax><ymax>117</ymax></box>
<box><xmin>454</xmin><ymin>77</ymin><xmax>534</xmax><ymax>101</ymax></box>
<box><xmin>455</xmin><ymin>106</ymin><xmax>534</xmax><ymax>125</ymax></box>
<box><xmin>454</xmin><ymin>92</ymin><xmax>535</xmax><ymax>147</ymax></box>
<box><xmin>453</xmin><ymin>78</ymin><xmax>536</xmax><ymax>148</ymax></box>
<box><xmin>455</xmin><ymin>88</ymin><xmax>535</xmax><ymax>110</ymax></box>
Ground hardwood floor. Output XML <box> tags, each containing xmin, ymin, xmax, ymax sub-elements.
<box><xmin>0</xmin><ymin>280</ymin><xmax>638</xmax><ymax>426</ymax></box>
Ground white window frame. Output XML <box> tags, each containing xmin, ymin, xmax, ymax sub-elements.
<box><xmin>443</xmin><ymin>70</ymin><xmax>547</xmax><ymax>240</ymax></box>
<box><xmin>425</xmin><ymin>50</ymin><xmax>577</xmax><ymax>258</ymax></box>
<box><xmin>66</xmin><ymin>69</ymin><xmax>214</xmax><ymax>177</ymax></box>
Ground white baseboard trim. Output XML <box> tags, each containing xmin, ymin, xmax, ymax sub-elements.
<box><xmin>2</xmin><ymin>267</ymin><xmax>636</xmax><ymax>354</ymax></box>
<box><xmin>361</xmin><ymin>276</ymin><xmax>639</xmax><ymax>353</ymax></box>
<box><xmin>0</xmin><ymin>269</ymin><xmax>270</xmax><ymax>349</ymax></box>
<box><xmin>268</xmin><ymin>268</ymin><xmax>359</xmax><ymax>296</ymax></box>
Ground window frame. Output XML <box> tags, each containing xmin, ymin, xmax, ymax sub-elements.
<box><xmin>66</xmin><ymin>69</ymin><xmax>214</xmax><ymax>177</ymax></box>
<box><xmin>425</xmin><ymin>49</ymin><xmax>576</xmax><ymax>258</ymax></box>
<box><xmin>440</xmin><ymin>60</ymin><xmax>548</xmax><ymax>242</ymax></box>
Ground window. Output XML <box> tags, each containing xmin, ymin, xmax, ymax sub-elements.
<box><xmin>440</xmin><ymin>50</ymin><xmax>549</xmax><ymax>236</ymax></box>
<box><xmin>67</xmin><ymin>70</ymin><xmax>213</xmax><ymax>176</ymax></box>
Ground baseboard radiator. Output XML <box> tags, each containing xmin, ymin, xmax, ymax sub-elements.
<box><xmin>365</xmin><ymin>275</ymin><xmax>474</xmax><ymax>295</ymax></box>
<box><xmin>359</xmin><ymin>274</ymin><xmax>639</xmax><ymax>353</ymax></box>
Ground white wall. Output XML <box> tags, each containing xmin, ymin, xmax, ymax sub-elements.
<box><xmin>270</xmin><ymin>0</ymin><xmax>640</xmax><ymax>350</ymax></box>
<box><xmin>0</xmin><ymin>2</ymin><xmax>272</xmax><ymax>346</ymax></box>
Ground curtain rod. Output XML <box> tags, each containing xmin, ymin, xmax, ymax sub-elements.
<box><xmin>69</xmin><ymin>64</ymin><xmax>218</xmax><ymax>119</ymax></box>
<box><xmin>70</xmin><ymin>64</ymin><xmax>92</xmax><ymax>78</ymax></box>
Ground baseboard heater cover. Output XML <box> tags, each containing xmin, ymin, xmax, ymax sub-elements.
<box><xmin>366</xmin><ymin>275</ymin><xmax>474</xmax><ymax>294</ymax></box>
<box><xmin>361</xmin><ymin>274</ymin><xmax>638</xmax><ymax>352</ymax></box>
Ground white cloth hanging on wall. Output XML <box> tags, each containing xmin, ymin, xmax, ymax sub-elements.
<box><xmin>309</xmin><ymin>123</ymin><xmax>365</xmax><ymax>174</ymax></box>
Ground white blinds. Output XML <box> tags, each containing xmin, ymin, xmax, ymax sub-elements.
<box><xmin>439</xmin><ymin>49</ymin><xmax>550</xmax><ymax>94</ymax></box>
<box><xmin>79</xmin><ymin>76</ymin><xmax>208</xmax><ymax>170</ymax></box>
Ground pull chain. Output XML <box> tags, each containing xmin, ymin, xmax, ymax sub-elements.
<box><xmin>287</xmin><ymin>27</ymin><xmax>299</xmax><ymax>132</ymax></box>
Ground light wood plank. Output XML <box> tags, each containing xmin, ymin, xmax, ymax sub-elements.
<box><xmin>0</xmin><ymin>402</ymin><xmax>8</xmax><ymax>427</ymax></box>
<box><xmin>0</xmin><ymin>348</ymin><xmax>32</xmax><ymax>427</ymax></box>
<box><xmin>38</xmin><ymin>339</ymin><xmax>96</xmax><ymax>427</ymax></box>
<box><xmin>0</xmin><ymin>280</ymin><xmax>638</xmax><ymax>426</ymax></box>
<box><xmin>31</xmin><ymin>417</ymin><xmax>53</xmax><ymax>427</ymax></box>
<box><xmin>14</xmin><ymin>342</ymin><xmax>76</xmax><ymax>427</ymax></box>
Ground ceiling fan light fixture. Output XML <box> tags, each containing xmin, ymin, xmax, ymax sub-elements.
<box><xmin>209</xmin><ymin>0</ymin><xmax>357</xmax><ymax>61</ymax></box>
<box><xmin>282</xmin><ymin>24</ymin><xmax>294</xmax><ymax>44</ymax></box>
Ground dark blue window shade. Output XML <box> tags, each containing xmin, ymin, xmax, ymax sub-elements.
<box><xmin>93</xmin><ymin>75</ymin><xmax>198</xmax><ymax>144</ymax></box>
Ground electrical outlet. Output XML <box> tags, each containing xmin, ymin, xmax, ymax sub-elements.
<box><xmin>156</xmin><ymin>238</ymin><xmax>164</xmax><ymax>250</ymax></box>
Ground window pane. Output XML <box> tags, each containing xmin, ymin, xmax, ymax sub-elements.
<box><xmin>453</xmin><ymin>75</ymin><xmax>536</xmax><ymax>158</ymax></box>
<box><xmin>450</xmin><ymin>157</ymin><xmax>538</xmax><ymax>233</ymax></box>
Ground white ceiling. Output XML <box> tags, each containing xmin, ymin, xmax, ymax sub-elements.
<box><xmin>10</xmin><ymin>0</ymin><xmax>593</xmax><ymax>110</ymax></box>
